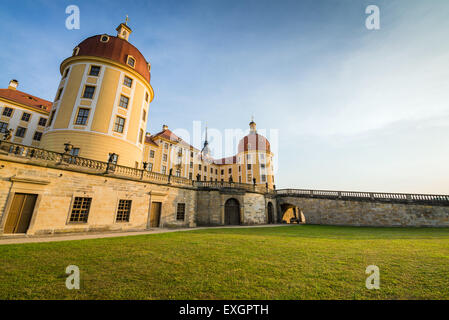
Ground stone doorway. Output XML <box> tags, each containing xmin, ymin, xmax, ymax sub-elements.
<box><xmin>4</xmin><ymin>193</ymin><xmax>38</xmax><ymax>234</ymax></box>
<box><xmin>225</xmin><ymin>198</ymin><xmax>240</xmax><ymax>225</ymax></box>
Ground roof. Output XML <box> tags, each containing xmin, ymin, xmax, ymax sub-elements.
<box><xmin>213</xmin><ymin>156</ymin><xmax>237</xmax><ymax>165</ymax></box>
<box><xmin>147</xmin><ymin>128</ymin><xmax>200</xmax><ymax>152</ymax></box>
<box><xmin>75</xmin><ymin>35</ymin><xmax>151</xmax><ymax>84</ymax></box>
<box><xmin>0</xmin><ymin>88</ymin><xmax>52</xmax><ymax>113</ymax></box>
<box><xmin>144</xmin><ymin>135</ymin><xmax>159</xmax><ymax>147</ymax></box>
<box><xmin>238</xmin><ymin>132</ymin><xmax>271</xmax><ymax>153</ymax></box>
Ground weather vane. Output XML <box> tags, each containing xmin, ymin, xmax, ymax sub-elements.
<box><xmin>125</xmin><ymin>15</ymin><xmax>129</xmax><ymax>25</ymax></box>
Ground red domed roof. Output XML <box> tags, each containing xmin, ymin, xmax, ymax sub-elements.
<box><xmin>74</xmin><ymin>35</ymin><xmax>151</xmax><ymax>84</ymax></box>
<box><xmin>238</xmin><ymin>132</ymin><xmax>271</xmax><ymax>153</ymax></box>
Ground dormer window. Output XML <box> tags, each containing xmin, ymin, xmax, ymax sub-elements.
<box><xmin>147</xmin><ymin>63</ymin><xmax>151</xmax><ymax>72</ymax></box>
<box><xmin>127</xmin><ymin>56</ymin><xmax>136</xmax><ymax>68</ymax></box>
<box><xmin>100</xmin><ymin>35</ymin><xmax>110</xmax><ymax>43</ymax></box>
<box><xmin>73</xmin><ymin>47</ymin><xmax>80</xmax><ymax>56</ymax></box>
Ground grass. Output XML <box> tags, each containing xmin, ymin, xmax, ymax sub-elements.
<box><xmin>1</xmin><ymin>225</ymin><xmax>449</xmax><ymax>300</ymax></box>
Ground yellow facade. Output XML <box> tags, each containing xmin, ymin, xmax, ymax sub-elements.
<box><xmin>4</xmin><ymin>22</ymin><xmax>276</xmax><ymax>188</ymax></box>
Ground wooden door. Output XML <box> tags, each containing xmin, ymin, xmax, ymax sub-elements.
<box><xmin>267</xmin><ymin>202</ymin><xmax>274</xmax><ymax>224</ymax></box>
<box><xmin>150</xmin><ymin>202</ymin><xmax>161</xmax><ymax>228</ymax></box>
<box><xmin>4</xmin><ymin>193</ymin><xmax>37</xmax><ymax>234</ymax></box>
<box><xmin>225</xmin><ymin>199</ymin><xmax>240</xmax><ymax>225</ymax></box>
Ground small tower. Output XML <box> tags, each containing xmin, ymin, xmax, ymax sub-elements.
<box><xmin>8</xmin><ymin>79</ymin><xmax>18</xmax><ymax>90</ymax></box>
<box><xmin>201</xmin><ymin>124</ymin><xmax>211</xmax><ymax>158</ymax></box>
<box><xmin>249</xmin><ymin>116</ymin><xmax>257</xmax><ymax>133</ymax></box>
<box><xmin>116</xmin><ymin>16</ymin><xmax>132</xmax><ymax>41</ymax></box>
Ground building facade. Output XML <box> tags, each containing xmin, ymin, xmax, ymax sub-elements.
<box><xmin>2</xmin><ymin>22</ymin><xmax>275</xmax><ymax>189</ymax></box>
<box><xmin>0</xmin><ymin>21</ymin><xmax>278</xmax><ymax>236</ymax></box>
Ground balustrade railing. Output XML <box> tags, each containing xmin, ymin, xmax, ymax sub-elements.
<box><xmin>276</xmin><ymin>188</ymin><xmax>449</xmax><ymax>205</ymax></box>
<box><xmin>0</xmin><ymin>141</ymin><xmax>272</xmax><ymax>192</ymax></box>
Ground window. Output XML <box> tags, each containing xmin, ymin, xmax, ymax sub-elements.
<box><xmin>162</xmin><ymin>166</ymin><xmax>166</xmax><ymax>174</ymax></box>
<box><xmin>261</xmin><ymin>174</ymin><xmax>267</xmax><ymax>182</ymax></box>
<box><xmin>221</xmin><ymin>169</ymin><xmax>224</xmax><ymax>175</ymax></box>
<box><xmin>190</xmin><ymin>152</ymin><xmax>194</xmax><ymax>157</ymax></box>
<box><xmin>163</xmin><ymin>154</ymin><xmax>167</xmax><ymax>162</ymax></box>
<box><xmin>48</xmin><ymin>110</ymin><xmax>56</xmax><ymax>127</ymax></box>
<box><xmin>149</xmin><ymin>150</ymin><xmax>155</xmax><ymax>158</ymax></box>
<box><xmin>69</xmin><ymin>197</ymin><xmax>92</xmax><ymax>223</ymax></box>
<box><xmin>139</xmin><ymin>129</ymin><xmax>144</xmax><ymax>144</ymax></box>
<box><xmin>176</xmin><ymin>169</ymin><xmax>181</xmax><ymax>177</ymax></box>
<box><xmin>148</xmin><ymin>163</ymin><xmax>153</xmax><ymax>172</ymax></box>
<box><xmin>164</xmin><ymin>143</ymin><xmax>168</xmax><ymax>149</ymax></box>
<box><xmin>100</xmin><ymin>35</ymin><xmax>110</xmax><ymax>43</ymax></box>
<box><xmin>247</xmin><ymin>164</ymin><xmax>252</xmax><ymax>170</ymax></box>
<box><xmin>215</xmin><ymin>169</ymin><xmax>218</xmax><ymax>175</ymax></box>
<box><xmin>116</xmin><ymin>200</ymin><xmax>132</xmax><ymax>222</ymax></box>
<box><xmin>123</xmin><ymin>76</ymin><xmax>133</xmax><ymax>88</ymax></box>
<box><xmin>119</xmin><ymin>95</ymin><xmax>129</xmax><ymax>109</ymax></box>
<box><xmin>38</xmin><ymin>117</ymin><xmax>47</xmax><ymax>127</ymax></box>
<box><xmin>114</xmin><ymin>116</ymin><xmax>125</xmax><ymax>133</ymax></box>
<box><xmin>21</xmin><ymin>113</ymin><xmax>31</xmax><ymax>122</ymax></box>
<box><xmin>229</xmin><ymin>168</ymin><xmax>232</xmax><ymax>174</ymax></box>
<box><xmin>33</xmin><ymin>131</ymin><xmax>42</xmax><ymax>141</ymax></box>
<box><xmin>211</xmin><ymin>168</ymin><xmax>213</xmax><ymax>174</ymax></box>
<box><xmin>73</xmin><ymin>47</ymin><xmax>80</xmax><ymax>56</ymax></box>
<box><xmin>142</xmin><ymin>109</ymin><xmax>147</xmax><ymax>121</ymax></box>
<box><xmin>261</xmin><ymin>164</ymin><xmax>266</xmax><ymax>169</ymax></box>
<box><xmin>0</xmin><ymin>122</ymin><xmax>8</xmax><ymax>133</ymax></box>
<box><xmin>239</xmin><ymin>166</ymin><xmax>241</xmax><ymax>172</ymax></box>
<box><xmin>75</xmin><ymin>108</ymin><xmax>90</xmax><ymax>125</ymax></box>
<box><xmin>3</xmin><ymin>107</ymin><xmax>13</xmax><ymax>117</ymax></box>
<box><xmin>190</xmin><ymin>162</ymin><xmax>193</xmax><ymax>168</ymax></box>
<box><xmin>204</xmin><ymin>166</ymin><xmax>207</xmax><ymax>172</ymax></box>
<box><xmin>56</xmin><ymin>88</ymin><xmax>63</xmax><ymax>101</ymax></box>
<box><xmin>198</xmin><ymin>164</ymin><xmax>202</xmax><ymax>170</ymax></box>
<box><xmin>83</xmin><ymin>86</ymin><xmax>96</xmax><ymax>99</ymax></box>
<box><xmin>63</xmin><ymin>68</ymin><xmax>70</xmax><ymax>79</ymax></box>
<box><xmin>145</xmin><ymin>92</ymin><xmax>149</xmax><ymax>102</ymax></box>
<box><xmin>15</xmin><ymin>127</ymin><xmax>26</xmax><ymax>138</ymax></box>
<box><xmin>127</xmin><ymin>56</ymin><xmax>136</xmax><ymax>68</ymax></box>
<box><xmin>89</xmin><ymin>66</ymin><xmax>101</xmax><ymax>76</ymax></box>
<box><xmin>189</xmin><ymin>172</ymin><xmax>193</xmax><ymax>180</ymax></box>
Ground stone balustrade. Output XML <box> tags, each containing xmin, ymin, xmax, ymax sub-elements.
<box><xmin>277</xmin><ymin>188</ymin><xmax>449</xmax><ymax>206</ymax></box>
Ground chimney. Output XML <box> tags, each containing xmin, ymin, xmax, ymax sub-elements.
<box><xmin>8</xmin><ymin>79</ymin><xmax>18</xmax><ymax>90</ymax></box>
<box><xmin>162</xmin><ymin>125</ymin><xmax>168</xmax><ymax>131</ymax></box>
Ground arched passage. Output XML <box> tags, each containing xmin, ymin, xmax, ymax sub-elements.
<box><xmin>280</xmin><ymin>203</ymin><xmax>306</xmax><ymax>224</ymax></box>
<box><xmin>225</xmin><ymin>198</ymin><xmax>240</xmax><ymax>225</ymax></box>
<box><xmin>267</xmin><ymin>202</ymin><xmax>274</xmax><ymax>224</ymax></box>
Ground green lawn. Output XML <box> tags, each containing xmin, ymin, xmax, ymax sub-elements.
<box><xmin>1</xmin><ymin>225</ymin><xmax>449</xmax><ymax>300</ymax></box>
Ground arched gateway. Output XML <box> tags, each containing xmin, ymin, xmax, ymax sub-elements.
<box><xmin>267</xmin><ymin>202</ymin><xmax>274</xmax><ymax>224</ymax></box>
<box><xmin>225</xmin><ymin>198</ymin><xmax>240</xmax><ymax>225</ymax></box>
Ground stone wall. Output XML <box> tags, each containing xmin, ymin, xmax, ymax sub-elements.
<box><xmin>0</xmin><ymin>156</ymin><xmax>276</xmax><ymax>235</ymax></box>
<box><xmin>0</xmin><ymin>157</ymin><xmax>197</xmax><ymax>235</ymax></box>
<box><xmin>278</xmin><ymin>197</ymin><xmax>449</xmax><ymax>227</ymax></box>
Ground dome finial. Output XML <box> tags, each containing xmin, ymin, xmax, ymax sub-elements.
<box><xmin>116</xmin><ymin>18</ymin><xmax>132</xmax><ymax>41</ymax></box>
<box><xmin>249</xmin><ymin>116</ymin><xmax>256</xmax><ymax>133</ymax></box>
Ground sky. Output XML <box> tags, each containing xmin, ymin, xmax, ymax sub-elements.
<box><xmin>0</xmin><ymin>0</ymin><xmax>448</xmax><ymax>194</ymax></box>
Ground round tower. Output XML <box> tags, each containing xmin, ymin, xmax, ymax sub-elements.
<box><xmin>40</xmin><ymin>22</ymin><xmax>154</xmax><ymax>168</ymax></box>
<box><xmin>237</xmin><ymin>119</ymin><xmax>275</xmax><ymax>188</ymax></box>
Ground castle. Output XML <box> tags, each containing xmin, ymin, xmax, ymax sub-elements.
<box><xmin>1</xmin><ymin>22</ymin><xmax>447</xmax><ymax>236</ymax></box>
<box><xmin>0</xmin><ymin>22</ymin><xmax>278</xmax><ymax>235</ymax></box>
<box><xmin>1</xmin><ymin>22</ymin><xmax>275</xmax><ymax>189</ymax></box>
